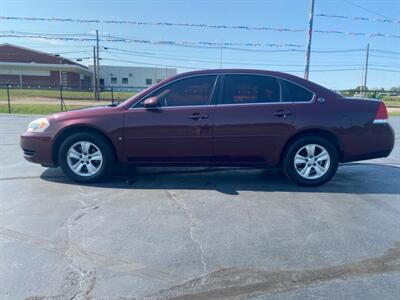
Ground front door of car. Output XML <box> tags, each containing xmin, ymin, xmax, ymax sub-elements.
<box><xmin>213</xmin><ymin>74</ymin><xmax>297</xmax><ymax>165</ymax></box>
<box><xmin>123</xmin><ymin>75</ymin><xmax>218</xmax><ymax>164</ymax></box>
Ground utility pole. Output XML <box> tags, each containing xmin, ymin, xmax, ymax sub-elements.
<box><xmin>220</xmin><ymin>40</ymin><xmax>223</xmax><ymax>68</ymax></box>
<box><xmin>96</xmin><ymin>29</ymin><xmax>100</xmax><ymax>100</ymax></box>
<box><xmin>93</xmin><ymin>46</ymin><xmax>97</xmax><ymax>100</ymax></box>
<box><xmin>362</xmin><ymin>43</ymin><xmax>370</xmax><ymax>97</ymax></box>
<box><xmin>304</xmin><ymin>0</ymin><xmax>315</xmax><ymax>80</ymax></box>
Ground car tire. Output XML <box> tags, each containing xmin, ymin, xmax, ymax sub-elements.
<box><xmin>282</xmin><ymin>135</ymin><xmax>339</xmax><ymax>186</ymax></box>
<box><xmin>58</xmin><ymin>132</ymin><xmax>114</xmax><ymax>182</ymax></box>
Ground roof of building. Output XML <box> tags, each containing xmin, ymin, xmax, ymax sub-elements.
<box><xmin>0</xmin><ymin>43</ymin><xmax>88</xmax><ymax>69</ymax></box>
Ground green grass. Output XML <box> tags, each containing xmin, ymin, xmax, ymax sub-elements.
<box><xmin>0</xmin><ymin>104</ymin><xmax>96</xmax><ymax>114</ymax></box>
<box><xmin>0</xmin><ymin>88</ymin><xmax>135</xmax><ymax>101</ymax></box>
<box><xmin>383</xmin><ymin>98</ymin><xmax>400</xmax><ymax>106</ymax></box>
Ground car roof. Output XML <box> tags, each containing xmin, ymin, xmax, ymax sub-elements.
<box><xmin>119</xmin><ymin>69</ymin><xmax>342</xmax><ymax>109</ymax></box>
<box><xmin>171</xmin><ymin>68</ymin><xmax>294</xmax><ymax>78</ymax></box>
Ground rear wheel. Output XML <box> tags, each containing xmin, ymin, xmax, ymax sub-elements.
<box><xmin>282</xmin><ymin>136</ymin><xmax>338</xmax><ymax>186</ymax></box>
<box><xmin>58</xmin><ymin>132</ymin><xmax>114</xmax><ymax>182</ymax></box>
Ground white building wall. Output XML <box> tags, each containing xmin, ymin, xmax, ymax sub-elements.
<box><xmin>89</xmin><ymin>65</ymin><xmax>177</xmax><ymax>90</ymax></box>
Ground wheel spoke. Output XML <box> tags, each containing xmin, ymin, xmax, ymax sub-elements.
<box><xmin>71</xmin><ymin>161</ymin><xmax>84</xmax><ymax>173</ymax></box>
<box><xmin>68</xmin><ymin>149</ymin><xmax>81</xmax><ymax>160</ymax></box>
<box><xmin>86</xmin><ymin>162</ymin><xmax>98</xmax><ymax>175</ymax></box>
<box><xmin>81</xmin><ymin>142</ymin><xmax>91</xmax><ymax>154</ymax></box>
<box><xmin>315</xmin><ymin>150</ymin><xmax>329</xmax><ymax>162</ymax></box>
<box><xmin>295</xmin><ymin>155</ymin><xmax>307</xmax><ymax>165</ymax></box>
<box><xmin>300</xmin><ymin>166</ymin><xmax>312</xmax><ymax>177</ymax></box>
<box><xmin>305</xmin><ymin>145</ymin><xmax>316</xmax><ymax>157</ymax></box>
<box><xmin>314</xmin><ymin>164</ymin><xmax>325</xmax><ymax>176</ymax></box>
<box><xmin>90</xmin><ymin>151</ymin><xmax>102</xmax><ymax>161</ymax></box>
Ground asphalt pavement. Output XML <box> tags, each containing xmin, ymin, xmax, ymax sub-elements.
<box><xmin>1</xmin><ymin>114</ymin><xmax>399</xmax><ymax>299</ymax></box>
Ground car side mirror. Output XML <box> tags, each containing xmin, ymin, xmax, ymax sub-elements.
<box><xmin>143</xmin><ymin>96</ymin><xmax>159</xmax><ymax>108</ymax></box>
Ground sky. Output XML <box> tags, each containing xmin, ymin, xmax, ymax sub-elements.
<box><xmin>0</xmin><ymin>0</ymin><xmax>399</xmax><ymax>90</ymax></box>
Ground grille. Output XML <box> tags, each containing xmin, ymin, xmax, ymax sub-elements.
<box><xmin>23</xmin><ymin>149</ymin><xmax>35</xmax><ymax>156</ymax></box>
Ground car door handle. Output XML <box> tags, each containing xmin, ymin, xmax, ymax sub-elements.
<box><xmin>273</xmin><ymin>110</ymin><xmax>293</xmax><ymax>118</ymax></box>
<box><xmin>189</xmin><ymin>113</ymin><xmax>208</xmax><ymax>120</ymax></box>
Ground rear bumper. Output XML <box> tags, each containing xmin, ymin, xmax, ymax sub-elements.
<box><xmin>341</xmin><ymin>123</ymin><xmax>395</xmax><ymax>162</ymax></box>
<box><xmin>20</xmin><ymin>133</ymin><xmax>55</xmax><ymax>167</ymax></box>
<box><xmin>342</xmin><ymin>149</ymin><xmax>393</xmax><ymax>162</ymax></box>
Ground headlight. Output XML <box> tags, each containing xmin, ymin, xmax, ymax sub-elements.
<box><xmin>27</xmin><ymin>118</ymin><xmax>50</xmax><ymax>133</ymax></box>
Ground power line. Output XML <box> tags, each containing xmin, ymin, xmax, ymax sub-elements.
<box><xmin>371</xmin><ymin>49</ymin><xmax>400</xmax><ymax>56</ymax></box>
<box><xmin>370</xmin><ymin>68</ymin><xmax>400</xmax><ymax>73</ymax></box>
<box><xmin>102</xmin><ymin>48</ymin><xmax>372</xmax><ymax>67</ymax></box>
<box><xmin>342</xmin><ymin>0</ymin><xmax>391</xmax><ymax>19</ymax></box>
<box><xmin>370</xmin><ymin>54</ymin><xmax>400</xmax><ymax>59</ymax></box>
<box><xmin>101</xmin><ymin>57</ymin><xmax>197</xmax><ymax>70</ymax></box>
<box><xmin>100</xmin><ymin>57</ymin><xmax>379</xmax><ymax>73</ymax></box>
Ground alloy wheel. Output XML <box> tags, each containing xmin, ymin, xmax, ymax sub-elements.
<box><xmin>294</xmin><ymin>144</ymin><xmax>331</xmax><ymax>180</ymax></box>
<box><xmin>66</xmin><ymin>141</ymin><xmax>103</xmax><ymax>177</ymax></box>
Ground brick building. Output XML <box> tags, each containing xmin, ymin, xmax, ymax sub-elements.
<box><xmin>0</xmin><ymin>43</ymin><xmax>91</xmax><ymax>89</ymax></box>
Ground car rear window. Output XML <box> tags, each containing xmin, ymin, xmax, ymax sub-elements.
<box><xmin>281</xmin><ymin>79</ymin><xmax>314</xmax><ymax>102</ymax></box>
<box><xmin>222</xmin><ymin>75</ymin><xmax>281</xmax><ymax>104</ymax></box>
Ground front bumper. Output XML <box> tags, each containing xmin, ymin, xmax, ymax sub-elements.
<box><xmin>20</xmin><ymin>133</ymin><xmax>55</xmax><ymax>167</ymax></box>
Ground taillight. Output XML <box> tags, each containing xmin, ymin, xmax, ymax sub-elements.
<box><xmin>373</xmin><ymin>102</ymin><xmax>388</xmax><ymax>124</ymax></box>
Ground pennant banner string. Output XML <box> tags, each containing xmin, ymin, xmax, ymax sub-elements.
<box><xmin>0</xmin><ymin>16</ymin><xmax>303</xmax><ymax>33</ymax></box>
<box><xmin>0</xmin><ymin>33</ymin><xmax>305</xmax><ymax>49</ymax></box>
<box><xmin>317</xmin><ymin>14</ymin><xmax>400</xmax><ymax>25</ymax></box>
<box><xmin>0</xmin><ymin>16</ymin><xmax>399</xmax><ymax>38</ymax></box>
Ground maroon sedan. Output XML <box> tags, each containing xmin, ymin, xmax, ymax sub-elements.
<box><xmin>20</xmin><ymin>69</ymin><xmax>394</xmax><ymax>186</ymax></box>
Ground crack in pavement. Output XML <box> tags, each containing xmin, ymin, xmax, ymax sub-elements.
<box><xmin>167</xmin><ymin>191</ymin><xmax>207</xmax><ymax>279</ymax></box>
<box><xmin>2</xmin><ymin>228</ymin><xmax>179</xmax><ymax>295</ymax></box>
<box><xmin>146</xmin><ymin>241</ymin><xmax>400</xmax><ymax>300</ymax></box>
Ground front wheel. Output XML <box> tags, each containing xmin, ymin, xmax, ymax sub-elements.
<box><xmin>58</xmin><ymin>132</ymin><xmax>114</xmax><ymax>182</ymax></box>
<box><xmin>282</xmin><ymin>136</ymin><xmax>339</xmax><ymax>186</ymax></box>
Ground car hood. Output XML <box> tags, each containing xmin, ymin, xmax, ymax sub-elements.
<box><xmin>48</xmin><ymin>105</ymin><xmax>115</xmax><ymax>121</ymax></box>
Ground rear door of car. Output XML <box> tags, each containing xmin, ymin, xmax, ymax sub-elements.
<box><xmin>212</xmin><ymin>74</ymin><xmax>299</xmax><ymax>165</ymax></box>
<box><xmin>123</xmin><ymin>74</ymin><xmax>218</xmax><ymax>164</ymax></box>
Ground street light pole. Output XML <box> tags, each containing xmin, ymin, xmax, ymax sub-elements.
<box><xmin>304</xmin><ymin>0</ymin><xmax>315</xmax><ymax>80</ymax></box>
<box><xmin>93</xmin><ymin>46</ymin><xmax>97</xmax><ymax>99</ymax></box>
<box><xmin>96</xmin><ymin>29</ymin><xmax>100</xmax><ymax>100</ymax></box>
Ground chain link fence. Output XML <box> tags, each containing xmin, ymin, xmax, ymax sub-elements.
<box><xmin>0</xmin><ymin>83</ymin><xmax>147</xmax><ymax>114</ymax></box>
<box><xmin>1</xmin><ymin>82</ymin><xmax>399</xmax><ymax>114</ymax></box>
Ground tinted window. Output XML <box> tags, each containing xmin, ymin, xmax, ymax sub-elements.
<box><xmin>146</xmin><ymin>78</ymin><xmax>152</xmax><ymax>85</ymax></box>
<box><xmin>141</xmin><ymin>75</ymin><xmax>217</xmax><ymax>107</ymax></box>
<box><xmin>111</xmin><ymin>77</ymin><xmax>117</xmax><ymax>84</ymax></box>
<box><xmin>222</xmin><ymin>75</ymin><xmax>280</xmax><ymax>104</ymax></box>
<box><xmin>281</xmin><ymin>80</ymin><xmax>313</xmax><ymax>102</ymax></box>
<box><xmin>122</xmin><ymin>77</ymin><xmax>128</xmax><ymax>84</ymax></box>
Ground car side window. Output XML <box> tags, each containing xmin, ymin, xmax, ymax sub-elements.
<box><xmin>138</xmin><ymin>75</ymin><xmax>217</xmax><ymax>107</ymax></box>
<box><xmin>222</xmin><ymin>75</ymin><xmax>281</xmax><ymax>104</ymax></box>
<box><xmin>281</xmin><ymin>79</ymin><xmax>314</xmax><ymax>102</ymax></box>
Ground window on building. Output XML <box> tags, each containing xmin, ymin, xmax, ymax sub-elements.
<box><xmin>222</xmin><ymin>75</ymin><xmax>280</xmax><ymax>104</ymax></box>
<box><xmin>122</xmin><ymin>77</ymin><xmax>128</xmax><ymax>84</ymax></box>
<box><xmin>111</xmin><ymin>77</ymin><xmax>118</xmax><ymax>84</ymax></box>
<box><xmin>157</xmin><ymin>79</ymin><xmax>162</xmax><ymax>83</ymax></box>
<box><xmin>146</xmin><ymin>78</ymin><xmax>152</xmax><ymax>85</ymax></box>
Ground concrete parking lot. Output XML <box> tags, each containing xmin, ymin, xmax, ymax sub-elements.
<box><xmin>1</xmin><ymin>114</ymin><xmax>399</xmax><ymax>299</ymax></box>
